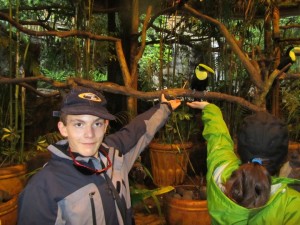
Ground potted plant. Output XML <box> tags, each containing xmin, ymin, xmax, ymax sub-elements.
<box><xmin>0</xmin><ymin>126</ymin><xmax>30</xmax><ymax>196</ymax></box>
<box><xmin>0</xmin><ymin>126</ymin><xmax>34</xmax><ymax>225</ymax></box>
<box><xmin>148</xmin><ymin>103</ymin><xmax>210</xmax><ymax>225</ymax></box>
<box><xmin>0</xmin><ymin>127</ymin><xmax>63</xmax><ymax>191</ymax></box>
<box><xmin>0</xmin><ymin>128</ymin><xmax>62</xmax><ymax>222</ymax></box>
<box><xmin>149</xmin><ymin>103</ymin><xmax>200</xmax><ymax>186</ymax></box>
<box><xmin>164</xmin><ymin>183</ymin><xmax>210</xmax><ymax>225</ymax></box>
<box><xmin>131</xmin><ymin>184</ymin><xmax>174</xmax><ymax>223</ymax></box>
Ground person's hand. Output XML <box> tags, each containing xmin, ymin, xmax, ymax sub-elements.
<box><xmin>186</xmin><ymin>101</ymin><xmax>210</xmax><ymax>110</ymax></box>
<box><xmin>161</xmin><ymin>93</ymin><xmax>181</xmax><ymax>111</ymax></box>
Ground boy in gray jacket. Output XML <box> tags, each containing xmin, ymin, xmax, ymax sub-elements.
<box><xmin>18</xmin><ymin>87</ymin><xmax>181</xmax><ymax>225</ymax></box>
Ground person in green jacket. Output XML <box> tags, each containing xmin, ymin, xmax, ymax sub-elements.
<box><xmin>187</xmin><ymin>101</ymin><xmax>300</xmax><ymax>225</ymax></box>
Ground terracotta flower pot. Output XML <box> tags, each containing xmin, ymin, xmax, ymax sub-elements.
<box><xmin>288</xmin><ymin>141</ymin><xmax>300</xmax><ymax>152</ymax></box>
<box><xmin>0</xmin><ymin>195</ymin><xmax>18</xmax><ymax>225</ymax></box>
<box><xmin>149</xmin><ymin>142</ymin><xmax>193</xmax><ymax>186</ymax></box>
<box><xmin>0</xmin><ymin>164</ymin><xmax>27</xmax><ymax>196</ymax></box>
<box><xmin>165</xmin><ymin>185</ymin><xmax>210</xmax><ymax>225</ymax></box>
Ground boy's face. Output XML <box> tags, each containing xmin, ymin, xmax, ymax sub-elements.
<box><xmin>58</xmin><ymin>114</ymin><xmax>108</xmax><ymax>158</ymax></box>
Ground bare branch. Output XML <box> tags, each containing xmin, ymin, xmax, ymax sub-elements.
<box><xmin>182</xmin><ymin>4</ymin><xmax>264</xmax><ymax>91</ymax></box>
<box><xmin>0</xmin><ymin>75</ymin><xmax>263</xmax><ymax>112</ymax></box>
<box><xmin>280</xmin><ymin>24</ymin><xmax>300</xmax><ymax>29</ymax></box>
<box><xmin>0</xmin><ymin>12</ymin><xmax>119</xmax><ymax>42</ymax></box>
<box><xmin>19</xmin><ymin>82</ymin><xmax>60</xmax><ymax>97</ymax></box>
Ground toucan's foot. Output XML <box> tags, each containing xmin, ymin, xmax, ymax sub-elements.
<box><xmin>278</xmin><ymin>72</ymin><xmax>287</xmax><ymax>80</ymax></box>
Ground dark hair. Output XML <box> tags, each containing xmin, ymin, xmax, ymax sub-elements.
<box><xmin>224</xmin><ymin>163</ymin><xmax>271</xmax><ymax>209</ymax></box>
<box><xmin>60</xmin><ymin>112</ymin><xmax>67</xmax><ymax>125</ymax></box>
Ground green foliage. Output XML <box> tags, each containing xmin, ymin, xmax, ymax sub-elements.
<box><xmin>0</xmin><ymin>127</ymin><xmax>63</xmax><ymax>167</ymax></box>
<box><xmin>0</xmin><ymin>0</ymin><xmax>70</xmax><ymax>8</ymax></box>
<box><xmin>39</xmin><ymin>68</ymin><xmax>108</xmax><ymax>87</ymax></box>
<box><xmin>280</xmin><ymin>42</ymin><xmax>300</xmax><ymax>142</ymax></box>
<box><xmin>91</xmin><ymin>70</ymin><xmax>108</xmax><ymax>82</ymax></box>
<box><xmin>156</xmin><ymin>103</ymin><xmax>199</xmax><ymax>144</ymax></box>
<box><xmin>138</xmin><ymin>43</ymin><xmax>173</xmax><ymax>91</ymax></box>
<box><xmin>41</xmin><ymin>68</ymin><xmax>70</xmax><ymax>82</ymax></box>
<box><xmin>280</xmin><ymin>17</ymin><xmax>300</xmax><ymax>39</ymax></box>
<box><xmin>40</xmin><ymin>38</ymin><xmax>78</xmax><ymax>73</ymax></box>
<box><xmin>34</xmin><ymin>131</ymin><xmax>64</xmax><ymax>151</ymax></box>
<box><xmin>130</xmin><ymin>185</ymin><xmax>174</xmax><ymax>217</ymax></box>
<box><xmin>129</xmin><ymin>156</ymin><xmax>174</xmax><ymax>217</ymax></box>
<box><xmin>281</xmin><ymin>79</ymin><xmax>300</xmax><ymax>142</ymax></box>
<box><xmin>0</xmin><ymin>126</ymin><xmax>21</xmax><ymax>166</ymax></box>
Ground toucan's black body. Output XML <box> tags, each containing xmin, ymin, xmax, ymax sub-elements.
<box><xmin>191</xmin><ymin>75</ymin><xmax>208</xmax><ymax>92</ymax></box>
<box><xmin>277</xmin><ymin>47</ymin><xmax>296</xmax><ymax>72</ymax></box>
<box><xmin>190</xmin><ymin>63</ymin><xmax>214</xmax><ymax>92</ymax></box>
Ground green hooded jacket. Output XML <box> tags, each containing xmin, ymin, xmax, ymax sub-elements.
<box><xmin>202</xmin><ymin>104</ymin><xmax>300</xmax><ymax>225</ymax></box>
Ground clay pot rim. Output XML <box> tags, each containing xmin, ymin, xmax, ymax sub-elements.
<box><xmin>149</xmin><ymin>141</ymin><xmax>193</xmax><ymax>151</ymax></box>
<box><xmin>0</xmin><ymin>163</ymin><xmax>27</xmax><ymax>178</ymax></box>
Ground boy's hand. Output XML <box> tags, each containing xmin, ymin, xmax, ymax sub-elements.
<box><xmin>161</xmin><ymin>94</ymin><xmax>181</xmax><ymax>111</ymax></box>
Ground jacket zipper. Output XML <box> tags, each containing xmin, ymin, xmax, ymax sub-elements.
<box><xmin>89</xmin><ymin>192</ymin><xmax>97</xmax><ymax>225</ymax></box>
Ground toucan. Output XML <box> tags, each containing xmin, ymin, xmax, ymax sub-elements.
<box><xmin>277</xmin><ymin>46</ymin><xmax>298</xmax><ymax>73</ymax></box>
<box><xmin>191</xmin><ymin>63</ymin><xmax>215</xmax><ymax>92</ymax></box>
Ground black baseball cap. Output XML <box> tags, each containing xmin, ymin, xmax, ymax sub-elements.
<box><xmin>237</xmin><ymin>111</ymin><xmax>288</xmax><ymax>175</ymax></box>
<box><xmin>60</xmin><ymin>87</ymin><xmax>116</xmax><ymax>120</ymax></box>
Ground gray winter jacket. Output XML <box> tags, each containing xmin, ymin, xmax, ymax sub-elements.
<box><xmin>17</xmin><ymin>103</ymin><xmax>172</xmax><ymax>225</ymax></box>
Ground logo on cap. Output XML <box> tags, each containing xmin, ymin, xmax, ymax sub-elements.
<box><xmin>78</xmin><ymin>92</ymin><xmax>101</xmax><ymax>102</ymax></box>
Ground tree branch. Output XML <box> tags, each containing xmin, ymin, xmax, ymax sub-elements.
<box><xmin>182</xmin><ymin>4</ymin><xmax>264</xmax><ymax>91</ymax></box>
<box><xmin>0</xmin><ymin>75</ymin><xmax>263</xmax><ymax>112</ymax></box>
<box><xmin>0</xmin><ymin>12</ymin><xmax>119</xmax><ymax>41</ymax></box>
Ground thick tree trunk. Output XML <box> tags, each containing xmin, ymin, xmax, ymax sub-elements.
<box><xmin>271</xmin><ymin>6</ymin><xmax>281</xmax><ymax>117</ymax></box>
<box><xmin>128</xmin><ymin>0</ymin><xmax>139</xmax><ymax>117</ymax></box>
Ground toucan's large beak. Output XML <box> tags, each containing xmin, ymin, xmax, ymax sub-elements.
<box><xmin>199</xmin><ymin>64</ymin><xmax>215</xmax><ymax>74</ymax></box>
